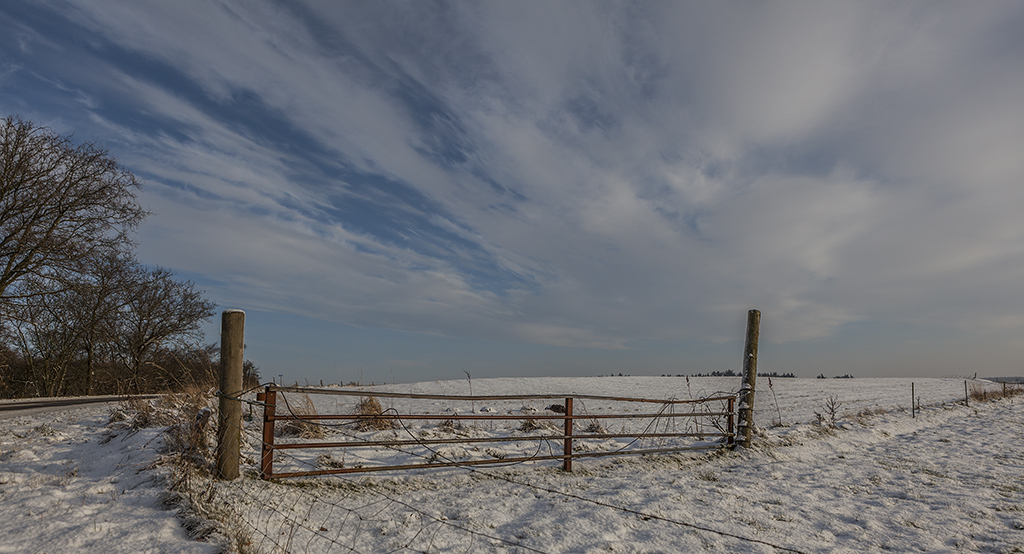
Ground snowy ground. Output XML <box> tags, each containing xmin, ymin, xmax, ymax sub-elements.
<box><xmin>1</xmin><ymin>377</ymin><xmax>1022</xmax><ymax>553</ymax></box>
<box><xmin>0</xmin><ymin>403</ymin><xmax>216</xmax><ymax>554</ymax></box>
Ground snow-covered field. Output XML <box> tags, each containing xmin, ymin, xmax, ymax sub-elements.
<box><xmin>2</xmin><ymin>377</ymin><xmax>1023</xmax><ymax>553</ymax></box>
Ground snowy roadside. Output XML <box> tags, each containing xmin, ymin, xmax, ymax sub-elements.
<box><xmin>0</xmin><ymin>404</ymin><xmax>217</xmax><ymax>554</ymax></box>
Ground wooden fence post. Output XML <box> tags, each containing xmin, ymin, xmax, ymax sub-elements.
<box><xmin>563</xmin><ymin>397</ymin><xmax>574</xmax><ymax>472</ymax></box>
<box><xmin>217</xmin><ymin>309</ymin><xmax>245</xmax><ymax>480</ymax></box>
<box><xmin>965</xmin><ymin>380</ymin><xmax>969</xmax><ymax>407</ymax></box>
<box><xmin>737</xmin><ymin>309</ymin><xmax>760</xmax><ymax>448</ymax></box>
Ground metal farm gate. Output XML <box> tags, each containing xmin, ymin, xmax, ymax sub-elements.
<box><xmin>255</xmin><ymin>386</ymin><xmax>737</xmax><ymax>479</ymax></box>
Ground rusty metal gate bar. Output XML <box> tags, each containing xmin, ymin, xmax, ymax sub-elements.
<box><xmin>257</xmin><ymin>386</ymin><xmax>736</xmax><ymax>479</ymax></box>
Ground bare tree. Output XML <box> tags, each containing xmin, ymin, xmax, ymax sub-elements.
<box><xmin>73</xmin><ymin>250</ymin><xmax>136</xmax><ymax>394</ymax></box>
<box><xmin>5</xmin><ymin>278</ymin><xmax>84</xmax><ymax>397</ymax></box>
<box><xmin>115</xmin><ymin>265</ymin><xmax>216</xmax><ymax>393</ymax></box>
<box><xmin>0</xmin><ymin>116</ymin><xmax>223</xmax><ymax>397</ymax></box>
<box><xmin>0</xmin><ymin>115</ymin><xmax>147</xmax><ymax>301</ymax></box>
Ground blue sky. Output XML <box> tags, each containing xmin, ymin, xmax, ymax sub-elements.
<box><xmin>2</xmin><ymin>1</ymin><xmax>1023</xmax><ymax>383</ymax></box>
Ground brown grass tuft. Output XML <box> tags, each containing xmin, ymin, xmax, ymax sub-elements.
<box><xmin>354</xmin><ymin>396</ymin><xmax>395</xmax><ymax>431</ymax></box>
<box><xmin>277</xmin><ymin>393</ymin><xmax>326</xmax><ymax>439</ymax></box>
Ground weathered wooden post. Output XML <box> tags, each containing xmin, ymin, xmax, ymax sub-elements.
<box><xmin>217</xmin><ymin>309</ymin><xmax>245</xmax><ymax>480</ymax></box>
<box><xmin>737</xmin><ymin>309</ymin><xmax>760</xmax><ymax>448</ymax></box>
<box><xmin>563</xmin><ymin>397</ymin><xmax>574</xmax><ymax>472</ymax></box>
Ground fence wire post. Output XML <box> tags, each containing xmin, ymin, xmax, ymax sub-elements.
<box><xmin>563</xmin><ymin>397</ymin><xmax>573</xmax><ymax>472</ymax></box>
<box><xmin>216</xmin><ymin>309</ymin><xmax>244</xmax><ymax>480</ymax></box>
<box><xmin>737</xmin><ymin>309</ymin><xmax>760</xmax><ymax>448</ymax></box>
<box><xmin>259</xmin><ymin>386</ymin><xmax>276</xmax><ymax>479</ymax></box>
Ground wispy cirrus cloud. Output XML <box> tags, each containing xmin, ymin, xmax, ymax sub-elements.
<box><xmin>2</xmin><ymin>0</ymin><xmax>1023</xmax><ymax>373</ymax></box>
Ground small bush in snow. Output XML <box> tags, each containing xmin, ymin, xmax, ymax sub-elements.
<box><xmin>353</xmin><ymin>396</ymin><xmax>395</xmax><ymax>431</ymax></box>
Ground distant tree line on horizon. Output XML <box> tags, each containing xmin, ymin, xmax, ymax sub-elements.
<box><xmin>0</xmin><ymin>116</ymin><xmax>257</xmax><ymax>398</ymax></box>
<box><xmin>683</xmin><ymin>370</ymin><xmax>797</xmax><ymax>378</ymax></box>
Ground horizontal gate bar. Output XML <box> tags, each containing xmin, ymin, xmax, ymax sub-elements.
<box><xmin>270</xmin><ymin>411</ymin><xmax>735</xmax><ymax>421</ymax></box>
<box><xmin>271</xmin><ymin>431</ymin><xmax>732</xmax><ymax>450</ymax></box>
<box><xmin>270</xmin><ymin>385</ymin><xmax>735</xmax><ymax>405</ymax></box>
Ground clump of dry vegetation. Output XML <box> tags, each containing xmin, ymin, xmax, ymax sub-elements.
<box><xmin>969</xmin><ymin>381</ymin><xmax>1024</xmax><ymax>403</ymax></box>
<box><xmin>353</xmin><ymin>396</ymin><xmax>395</xmax><ymax>431</ymax></box>
<box><xmin>107</xmin><ymin>387</ymin><xmax>253</xmax><ymax>552</ymax></box>
<box><xmin>435</xmin><ymin>418</ymin><xmax>464</xmax><ymax>433</ymax></box>
<box><xmin>850</xmin><ymin>405</ymin><xmax>889</xmax><ymax>424</ymax></box>
<box><xmin>518</xmin><ymin>417</ymin><xmax>559</xmax><ymax>433</ymax></box>
<box><xmin>277</xmin><ymin>393</ymin><xmax>327</xmax><ymax>439</ymax></box>
<box><xmin>518</xmin><ymin>418</ymin><xmax>543</xmax><ymax>432</ymax></box>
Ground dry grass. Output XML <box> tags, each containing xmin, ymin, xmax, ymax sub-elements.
<box><xmin>108</xmin><ymin>385</ymin><xmax>253</xmax><ymax>552</ymax></box>
<box><xmin>518</xmin><ymin>417</ymin><xmax>559</xmax><ymax>432</ymax></box>
<box><xmin>435</xmin><ymin>418</ymin><xmax>464</xmax><ymax>433</ymax></box>
<box><xmin>277</xmin><ymin>393</ymin><xmax>327</xmax><ymax>439</ymax></box>
<box><xmin>353</xmin><ymin>396</ymin><xmax>395</xmax><ymax>431</ymax></box>
<box><xmin>518</xmin><ymin>418</ymin><xmax>543</xmax><ymax>432</ymax></box>
<box><xmin>970</xmin><ymin>381</ymin><xmax>1024</xmax><ymax>403</ymax></box>
<box><xmin>850</xmin><ymin>405</ymin><xmax>890</xmax><ymax>424</ymax></box>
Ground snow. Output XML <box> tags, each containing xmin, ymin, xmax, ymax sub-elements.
<box><xmin>0</xmin><ymin>405</ymin><xmax>216</xmax><ymax>554</ymax></box>
<box><xmin>2</xmin><ymin>377</ymin><xmax>1022</xmax><ymax>553</ymax></box>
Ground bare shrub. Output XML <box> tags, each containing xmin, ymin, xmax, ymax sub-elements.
<box><xmin>353</xmin><ymin>396</ymin><xmax>395</xmax><ymax>431</ymax></box>
<box><xmin>583</xmin><ymin>421</ymin><xmax>607</xmax><ymax>434</ymax></box>
<box><xmin>813</xmin><ymin>395</ymin><xmax>842</xmax><ymax>429</ymax></box>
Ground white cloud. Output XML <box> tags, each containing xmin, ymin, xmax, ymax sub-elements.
<box><xmin>12</xmin><ymin>0</ymin><xmax>1024</xmax><ymax>357</ymax></box>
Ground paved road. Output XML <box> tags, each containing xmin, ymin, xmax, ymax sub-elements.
<box><xmin>0</xmin><ymin>395</ymin><xmax>160</xmax><ymax>418</ymax></box>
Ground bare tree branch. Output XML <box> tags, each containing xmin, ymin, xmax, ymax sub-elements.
<box><xmin>0</xmin><ymin>115</ymin><xmax>148</xmax><ymax>301</ymax></box>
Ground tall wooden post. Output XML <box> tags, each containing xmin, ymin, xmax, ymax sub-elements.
<box><xmin>737</xmin><ymin>309</ymin><xmax>760</xmax><ymax>448</ymax></box>
<box><xmin>217</xmin><ymin>309</ymin><xmax>245</xmax><ymax>480</ymax></box>
<box><xmin>563</xmin><ymin>398</ymin><xmax>574</xmax><ymax>472</ymax></box>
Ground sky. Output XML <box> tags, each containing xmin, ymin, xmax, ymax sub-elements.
<box><xmin>1</xmin><ymin>1</ymin><xmax>1023</xmax><ymax>384</ymax></box>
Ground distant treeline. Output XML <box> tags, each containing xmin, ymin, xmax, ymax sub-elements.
<box><xmin>664</xmin><ymin>371</ymin><xmax>797</xmax><ymax>378</ymax></box>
